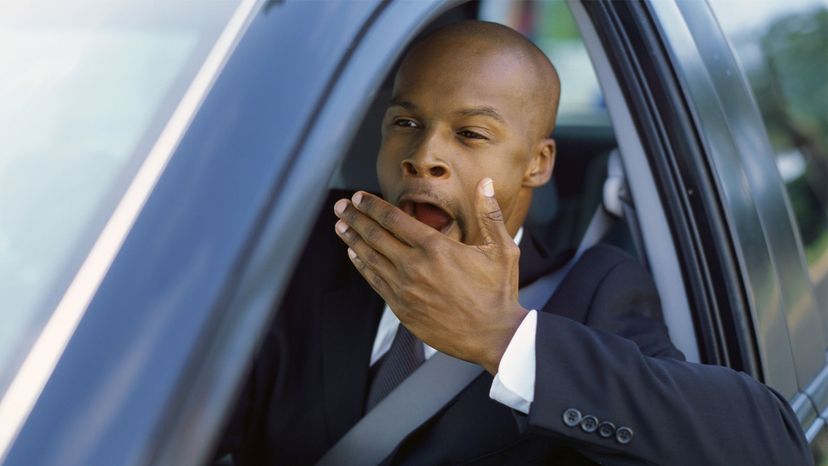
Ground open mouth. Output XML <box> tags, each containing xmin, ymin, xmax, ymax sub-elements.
<box><xmin>399</xmin><ymin>199</ymin><xmax>455</xmax><ymax>233</ymax></box>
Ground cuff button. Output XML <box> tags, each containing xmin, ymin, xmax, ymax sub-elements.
<box><xmin>562</xmin><ymin>408</ymin><xmax>582</xmax><ymax>427</ymax></box>
<box><xmin>598</xmin><ymin>421</ymin><xmax>615</xmax><ymax>438</ymax></box>
<box><xmin>580</xmin><ymin>415</ymin><xmax>599</xmax><ymax>433</ymax></box>
<box><xmin>616</xmin><ymin>426</ymin><xmax>634</xmax><ymax>445</ymax></box>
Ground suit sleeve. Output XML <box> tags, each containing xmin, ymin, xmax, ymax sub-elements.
<box><xmin>526</xmin><ymin>257</ymin><xmax>812</xmax><ymax>466</ymax></box>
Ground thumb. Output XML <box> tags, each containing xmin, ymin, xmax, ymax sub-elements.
<box><xmin>475</xmin><ymin>178</ymin><xmax>512</xmax><ymax>246</ymax></box>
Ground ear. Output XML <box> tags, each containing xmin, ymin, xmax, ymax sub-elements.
<box><xmin>522</xmin><ymin>138</ymin><xmax>556</xmax><ymax>188</ymax></box>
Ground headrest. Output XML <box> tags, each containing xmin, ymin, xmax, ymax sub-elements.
<box><xmin>602</xmin><ymin>148</ymin><xmax>625</xmax><ymax>218</ymax></box>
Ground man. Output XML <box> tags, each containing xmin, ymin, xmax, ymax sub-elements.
<box><xmin>222</xmin><ymin>21</ymin><xmax>811</xmax><ymax>465</ymax></box>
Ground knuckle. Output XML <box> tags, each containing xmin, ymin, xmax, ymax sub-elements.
<box><xmin>379</xmin><ymin>208</ymin><xmax>399</xmax><ymax>228</ymax></box>
<box><xmin>420</xmin><ymin>232</ymin><xmax>440</xmax><ymax>251</ymax></box>
<box><xmin>504</xmin><ymin>243</ymin><xmax>520</xmax><ymax>260</ymax></box>
<box><xmin>405</xmin><ymin>261</ymin><xmax>423</xmax><ymax>279</ymax></box>
<box><xmin>363</xmin><ymin>223</ymin><xmax>380</xmax><ymax>242</ymax></box>
<box><xmin>365</xmin><ymin>248</ymin><xmax>382</xmax><ymax>265</ymax></box>
<box><xmin>369</xmin><ymin>273</ymin><xmax>384</xmax><ymax>290</ymax></box>
<box><xmin>485</xmin><ymin>208</ymin><xmax>504</xmax><ymax>223</ymax></box>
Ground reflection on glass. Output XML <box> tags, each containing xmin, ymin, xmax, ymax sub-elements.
<box><xmin>710</xmin><ymin>0</ymin><xmax>828</xmax><ymax>311</ymax></box>
<box><xmin>479</xmin><ymin>0</ymin><xmax>609</xmax><ymax>126</ymax></box>
<box><xmin>0</xmin><ymin>0</ymin><xmax>240</xmax><ymax>397</ymax></box>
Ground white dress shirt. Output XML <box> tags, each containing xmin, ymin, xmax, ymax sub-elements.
<box><xmin>369</xmin><ymin>227</ymin><xmax>536</xmax><ymax>414</ymax></box>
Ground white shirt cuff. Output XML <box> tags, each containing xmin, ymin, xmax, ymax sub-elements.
<box><xmin>489</xmin><ymin>309</ymin><xmax>537</xmax><ymax>414</ymax></box>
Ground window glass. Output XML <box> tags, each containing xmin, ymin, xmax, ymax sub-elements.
<box><xmin>479</xmin><ymin>0</ymin><xmax>609</xmax><ymax>127</ymax></box>
<box><xmin>0</xmin><ymin>0</ymin><xmax>241</xmax><ymax>397</ymax></box>
<box><xmin>709</xmin><ymin>0</ymin><xmax>828</xmax><ymax>311</ymax></box>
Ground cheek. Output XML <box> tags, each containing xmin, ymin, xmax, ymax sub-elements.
<box><xmin>376</xmin><ymin>143</ymin><xmax>401</xmax><ymax>190</ymax></box>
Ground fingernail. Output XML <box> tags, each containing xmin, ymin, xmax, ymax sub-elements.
<box><xmin>352</xmin><ymin>192</ymin><xmax>363</xmax><ymax>206</ymax></box>
<box><xmin>334</xmin><ymin>199</ymin><xmax>347</xmax><ymax>216</ymax></box>
<box><xmin>347</xmin><ymin>248</ymin><xmax>357</xmax><ymax>260</ymax></box>
<box><xmin>482</xmin><ymin>178</ymin><xmax>494</xmax><ymax>197</ymax></box>
<box><xmin>335</xmin><ymin>220</ymin><xmax>349</xmax><ymax>234</ymax></box>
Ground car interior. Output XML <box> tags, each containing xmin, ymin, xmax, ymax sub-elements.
<box><xmin>327</xmin><ymin>0</ymin><xmax>701</xmax><ymax>361</ymax></box>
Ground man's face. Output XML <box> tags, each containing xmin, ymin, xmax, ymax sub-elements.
<box><xmin>377</xmin><ymin>43</ymin><xmax>540</xmax><ymax>245</ymax></box>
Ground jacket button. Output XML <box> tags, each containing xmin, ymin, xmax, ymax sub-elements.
<box><xmin>580</xmin><ymin>415</ymin><xmax>599</xmax><ymax>433</ymax></box>
<box><xmin>562</xmin><ymin>408</ymin><xmax>582</xmax><ymax>427</ymax></box>
<box><xmin>598</xmin><ymin>421</ymin><xmax>615</xmax><ymax>438</ymax></box>
<box><xmin>616</xmin><ymin>426</ymin><xmax>634</xmax><ymax>444</ymax></box>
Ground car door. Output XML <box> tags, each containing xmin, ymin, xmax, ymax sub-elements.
<box><xmin>1</xmin><ymin>1</ymin><xmax>458</xmax><ymax>465</ymax></box>
<box><xmin>700</xmin><ymin>0</ymin><xmax>828</xmax><ymax>448</ymax></box>
<box><xmin>648</xmin><ymin>0</ymin><xmax>828</xmax><ymax>445</ymax></box>
<box><xmin>569</xmin><ymin>0</ymin><xmax>827</xmax><ymax>455</ymax></box>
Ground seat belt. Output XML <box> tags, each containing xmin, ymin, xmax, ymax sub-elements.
<box><xmin>318</xmin><ymin>153</ymin><xmax>627</xmax><ymax>466</ymax></box>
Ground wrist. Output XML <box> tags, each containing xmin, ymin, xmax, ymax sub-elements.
<box><xmin>480</xmin><ymin>304</ymin><xmax>528</xmax><ymax>374</ymax></box>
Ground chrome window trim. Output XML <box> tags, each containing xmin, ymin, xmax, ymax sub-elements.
<box><xmin>792</xmin><ymin>391</ymin><xmax>821</xmax><ymax>443</ymax></box>
<box><xmin>0</xmin><ymin>0</ymin><xmax>262</xmax><ymax>461</ymax></box>
<box><xmin>806</xmin><ymin>417</ymin><xmax>825</xmax><ymax>444</ymax></box>
<box><xmin>806</xmin><ymin>356</ymin><xmax>828</xmax><ymax>425</ymax></box>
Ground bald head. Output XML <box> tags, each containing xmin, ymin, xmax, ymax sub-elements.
<box><xmin>397</xmin><ymin>20</ymin><xmax>561</xmax><ymax>139</ymax></box>
<box><xmin>378</xmin><ymin>20</ymin><xmax>560</xmax><ymax>244</ymax></box>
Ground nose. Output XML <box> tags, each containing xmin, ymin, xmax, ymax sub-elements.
<box><xmin>401</xmin><ymin>130</ymin><xmax>450</xmax><ymax>179</ymax></box>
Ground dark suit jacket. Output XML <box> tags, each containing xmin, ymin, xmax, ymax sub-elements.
<box><xmin>221</xmin><ymin>193</ymin><xmax>811</xmax><ymax>465</ymax></box>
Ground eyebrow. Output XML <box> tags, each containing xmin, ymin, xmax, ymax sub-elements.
<box><xmin>454</xmin><ymin>106</ymin><xmax>506</xmax><ymax>125</ymax></box>
<box><xmin>387</xmin><ymin>97</ymin><xmax>419</xmax><ymax>112</ymax></box>
<box><xmin>388</xmin><ymin>98</ymin><xmax>506</xmax><ymax>125</ymax></box>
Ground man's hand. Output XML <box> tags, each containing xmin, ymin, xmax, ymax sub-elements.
<box><xmin>333</xmin><ymin>178</ymin><xmax>528</xmax><ymax>374</ymax></box>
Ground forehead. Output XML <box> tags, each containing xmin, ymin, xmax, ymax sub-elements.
<box><xmin>392</xmin><ymin>46</ymin><xmax>535</xmax><ymax>120</ymax></box>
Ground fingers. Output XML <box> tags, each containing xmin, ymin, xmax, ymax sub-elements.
<box><xmin>348</xmin><ymin>191</ymin><xmax>435</xmax><ymax>247</ymax></box>
<box><xmin>334</xmin><ymin>197</ymin><xmax>407</xmax><ymax>260</ymax></box>
<box><xmin>474</xmin><ymin>178</ymin><xmax>513</xmax><ymax>247</ymax></box>
<box><xmin>346</xmin><ymin>247</ymin><xmax>395</xmax><ymax>302</ymax></box>
<box><xmin>335</xmin><ymin>216</ymin><xmax>396</xmax><ymax>273</ymax></box>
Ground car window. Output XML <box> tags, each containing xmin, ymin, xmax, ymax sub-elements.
<box><xmin>0</xmin><ymin>0</ymin><xmax>239</xmax><ymax>398</ymax></box>
<box><xmin>479</xmin><ymin>0</ymin><xmax>609</xmax><ymax>127</ymax></box>
<box><xmin>478</xmin><ymin>0</ymin><xmax>621</xmax><ymax>262</ymax></box>
<box><xmin>708</xmin><ymin>0</ymin><xmax>828</xmax><ymax>313</ymax></box>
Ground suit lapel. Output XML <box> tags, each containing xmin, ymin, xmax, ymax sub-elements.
<box><xmin>321</xmin><ymin>272</ymin><xmax>384</xmax><ymax>442</ymax></box>
<box><xmin>519</xmin><ymin>228</ymin><xmax>572</xmax><ymax>287</ymax></box>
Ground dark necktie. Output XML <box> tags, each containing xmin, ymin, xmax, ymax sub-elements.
<box><xmin>365</xmin><ymin>324</ymin><xmax>425</xmax><ymax>411</ymax></box>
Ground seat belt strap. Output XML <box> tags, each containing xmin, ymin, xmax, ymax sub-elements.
<box><xmin>317</xmin><ymin>208</ymin><xmax>618</xmax><ymax>466</ymax></box>
<box><xmin>316</xmin><ymin>352</ymin><xmax>480</xmax><ymax>466</ymax></box>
